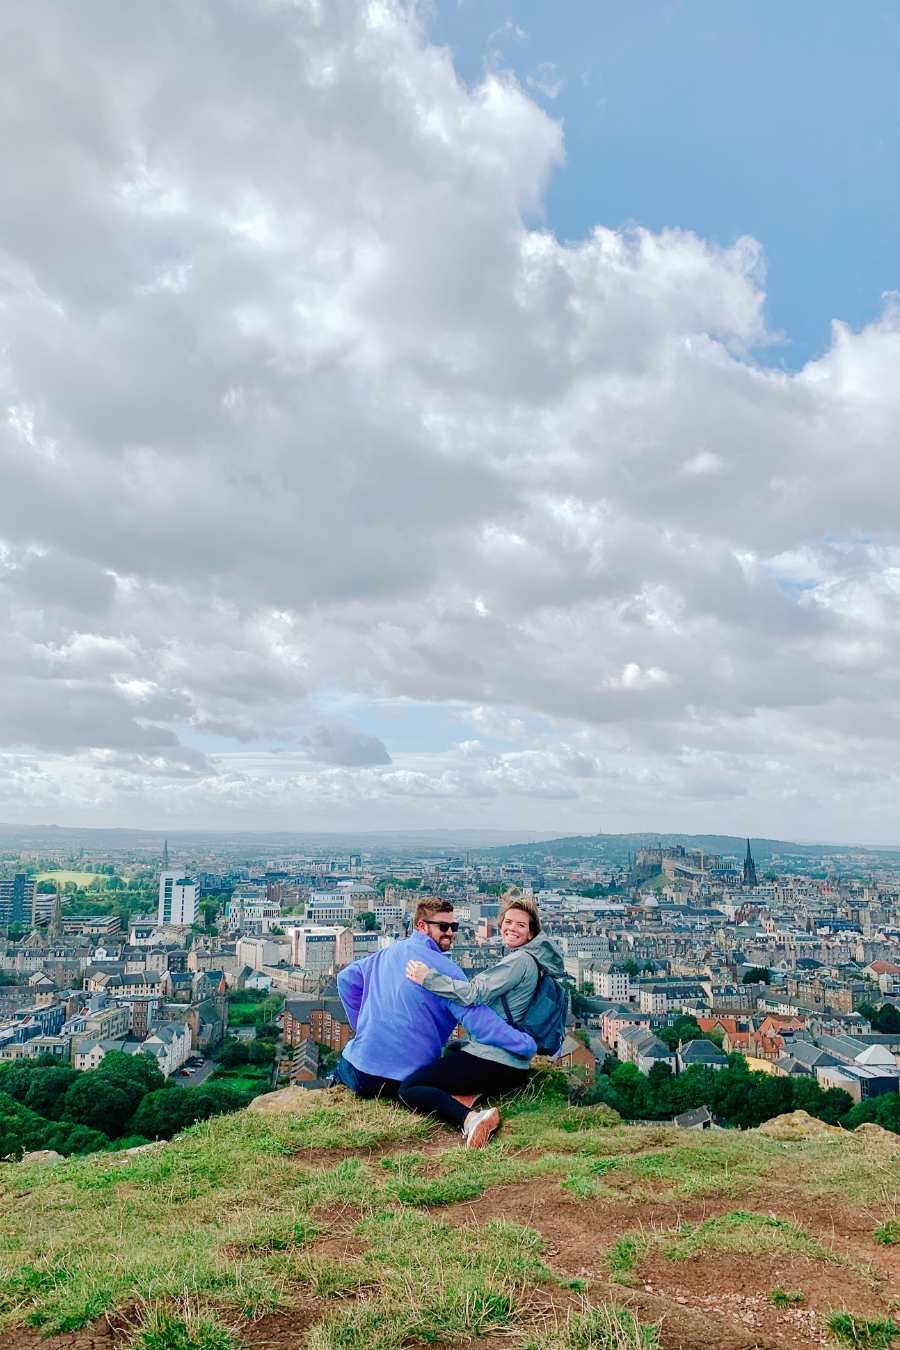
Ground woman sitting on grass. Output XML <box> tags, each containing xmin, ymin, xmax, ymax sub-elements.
<box><xmin>399</xmin><ymin>893</ymin><xmax>564</xmax><ymax>1147</ymax></box>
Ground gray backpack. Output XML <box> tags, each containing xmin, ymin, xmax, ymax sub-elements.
<box><xmin>500</xmin><ymin>953</ymin><xmax>570</xmax><ymax>1056</ymax></box>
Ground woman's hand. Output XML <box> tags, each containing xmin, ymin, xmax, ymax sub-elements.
<box><xmin>406</xmin><ymin>959</ymin><xmax>432</xmax><ymax>985</ymax></box>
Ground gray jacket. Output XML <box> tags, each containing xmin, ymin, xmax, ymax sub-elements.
<box><xmin>422</xmin><ymin>932</ymin><xmax>565</xmax><ymax>1069</ymax></box>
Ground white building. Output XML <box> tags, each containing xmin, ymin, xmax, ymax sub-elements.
<box><xmin>595</xmin><ymin>970</ymin><xmax>631</xmax><ymax>1001</ymax></box>
<box><xmin>287</xmin><ymin>925</ymin><xmax>353</xmax><ymax>973</ymax></box>
<box><xmin>157</xmin><ymin>871</ymin><xmax>197</xmax><ymax>927</ymax></box>
<box><xmin>226</xmin><ymin>892</ymin><xmax>282</xmax><ymax>934</ymax></box>
<box><xmin>305</xmin><ymin>892</ymin><xmax>354</xmax><ymax>925</ymax></box>
<box><xmin>141</xmin><ymin>1022</ymin><xmax>193</xmax><ymax>1077</ymax></box>
<box><xmin>236</xmin><ymin>935</ymin><xmax>290</xmax><ymax>971</ymax></box>
<box><xmin>639</xmin><ymin>987</ymin><xmax>670</xmax><ymax>1015</ymax></box>
<box><xmin>374</xmin><ymin>904</ymin><xmax>404</xmax><ymax>926</ymax></box>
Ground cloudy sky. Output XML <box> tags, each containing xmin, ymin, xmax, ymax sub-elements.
<box><xmin>3</xmin><ymin>1</ymin><xmax>900</xmax><ymax>841</ymax></box>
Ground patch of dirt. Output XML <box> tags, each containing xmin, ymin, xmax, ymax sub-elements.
<box><xmin>0</xmin><ymin>1333</ymin><xmax>116</xmax><ymax>1350</ymax></box>
<box><xmin>441</xmin><ymin>1178</ymin><xmax>745</xmax><ymax>1278</ymax></box>
<box><xmin>440</xmin><ymin>1176</ymin><xmax>900</xmax><ymax>1350</ymax></box>
<box><xmin>637</xmin><ymin>1249</ymin><xmax>889</xmax><ymax>1350</ymax></box>
<box><xmin>243</xmin><ymin>1302</ymin><xmax>322</xmax><ymax>1349</ymax></box>
<box><xmin>734</xmin><ymin>1190</ymin><xmax>900</xmax><ymax>1285</ymax></box>
<box><xmin>289</xmin><ymin>1130</ymin><xmax>449</xmax><ymax>1168</ymax></box>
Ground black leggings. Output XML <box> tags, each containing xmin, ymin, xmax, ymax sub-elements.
<box><xmin>398</xmin><ymin>1048</ymin><xmax>529</xmax><ymax>1128</ymax></box>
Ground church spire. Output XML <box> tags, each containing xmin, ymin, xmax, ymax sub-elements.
<box><xmin>742</xmin><ymin>838</ymin><xmax>757</xmax><ymax>888</ymax></box>
<box><xmin>50</xmin><ymin>883</ymin><xmax>63</xmax><ymax>940</ymax></box>
<box><xmin>162</xmin><ymin>838</ymin><xmax>169</xmax><ymax>869</ymax></box>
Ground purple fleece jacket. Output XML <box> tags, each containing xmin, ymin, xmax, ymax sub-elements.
<box><xmin>337</xmin><ymin>930</ymin><xmax>537</xmax><ymax>1080</ymax></box>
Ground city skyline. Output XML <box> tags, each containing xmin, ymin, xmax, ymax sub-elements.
<box><xmin>3</xmin><ymin>3</ymin><xmax>900</xmax><ymax>839</ymax></box>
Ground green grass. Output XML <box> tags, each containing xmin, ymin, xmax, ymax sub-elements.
<box><xmin>1</xmin><ymin>1080</ymin><xmax>896</xmax><ymax>1346</ymax></box>
<box><xmin>605</xmin><ymin>1210</ymin><xmax>850</xmax><ymax>1288</ymax></box>
<box><xmin>0</xmin><ymin>1096</ymin><xmax>430</xmax><ymax>1333</ymax></box>
<box><xmin>873</xmin><ymin>1221</ymin><xmax>900</xmax><ymax>1246</ymax></box>
<box><xmin>226</xmin><ymin>994</ymin><xmax>283</xmax><ymax>1028</ymax></box>
<box><xmin>307</xmin><ymin>1210</ymin><xmax>552</xmax><ymax>1349</ymax></box>
<box><xmin>128</xmin><ymin>1301</ymin><xmax>237</xmax><ymax>1350</ymax></box>
<box><xmin>770</xmin><ymin>1287</ymin><xmax>805</xmax><ymax>1307</ymax></box>
<box><xmin>606</xmin><ymin>1236</ymin><xmax>649</xmax><ymax>1284</ymax></box>
<box><xmin>209</xmin><ymin>1068</ymin><xmax>271</xmax><ymax>1097</ymax></box>
<box><xmin>826</xmin><ymin>1313</ymin><xmax>900</xmax><ymax>1348</ymax></box>
<box><xmin>525</xmin><ymin>1300</ymin><xmax>659</xmax><ymax>1349</ymax></box>
<box><xmin>661</xmin><ymin>1210</ymin><xmax>837</xmax><ymax>1263</ymax></box>
<box><xmin>34</xmin><ymin>870</ymin><xmax>103</xmax><ymax>887</ymax></box>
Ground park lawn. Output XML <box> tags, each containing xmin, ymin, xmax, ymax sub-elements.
<box><xmin>209</xmin><ymin>1067</ymin><xmax>272</xmax><ymax>1096</ymax></box>
<box><xmin>34</xmin><ymin>870</ymin><xmax>104</xmax><ymax>887</ymax></box>
<box><xmin>226</xmin><ymin>993</ymin><xmax>283</xmax><ymax>1027</ymax></box>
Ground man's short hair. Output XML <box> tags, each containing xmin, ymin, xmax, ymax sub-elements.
<box><xmin>414</xmin><ymin>897</ymin><xmax>454</xmax><ymax>928</ymax></box>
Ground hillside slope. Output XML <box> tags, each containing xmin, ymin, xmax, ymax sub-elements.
<box><xmin>0</xmin><ymin>1087</ymin><xmax>898</xmax><ymax>1350</ymax></box>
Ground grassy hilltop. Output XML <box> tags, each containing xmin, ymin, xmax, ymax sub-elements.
<box><xmin>0</xmin><ymin>1083</ymin><xmax>898</xmax><ymax>1350</ymax></box>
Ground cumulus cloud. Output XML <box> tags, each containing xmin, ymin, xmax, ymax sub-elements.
<box><xmin>301</xmin><ymin>723</ymin><xmax>392</xmax><ymax>767</ymax></box>
<box><xmin>2</xmin><ymin>0</ymin><xmax>900</xmax><ymax>836</ymax></box>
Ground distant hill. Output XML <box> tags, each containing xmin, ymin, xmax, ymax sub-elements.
<box><xmin>0</xmin><ymin>822</ymin><xmax>559</xmax><ymax>857</ymax></box>
<box><xmin>483</xmin><ymin>831</ymin><xmax>900</xmax><ymax>868</ymax></box>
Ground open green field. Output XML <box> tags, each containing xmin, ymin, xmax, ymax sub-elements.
<box><xmin>0</xmin><ymin>1087</ymin><xmax>898</xmax><ymax>1350</ymax></box>
<box><xmin>226</xmin><ymin>992</ymin><xmax>284</xmax><ymax>1027</ymax></box>
<box><xmin>33</xmin><ymin>870</ymin><xmax>104</xmax><ymax>887</ymax></box>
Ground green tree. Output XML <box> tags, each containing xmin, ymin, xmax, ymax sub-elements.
<box><xmin>743</xmin><ymin>967</ymin><xmax>771</xmax><ymax>985</ymax></box>
<box><xmin>842</xmin><ymin>1093</ymin><xmax>900</xmax><ymax>1134</ymax></box>
<box><xmin>859</xmin><ymin>1003</ymin><xmax>900</xmax><ymax>1034</ymax></box>
<box><xmin>614</xmin><ymin>959</ymin><xmax>641</xmax><ymax>978</ymax></box>
<box><xmin>43</xmin><ymin>1121</ymin><xmax>109</xmax><ymax>1155</ymax></box>
<box><xmin>216</xmin><ymin>1038</ymin><xmax>250</xmax><ymax>1068</ymax></box>
<box><xmin>356</xmin><ymin>911</ymin><xmax>378</xmax><ymax>931</ymax></box>
<box><xmin>657</xmin><ymin>1015</ymin><xmax>703</xmax><ymax>1052</ymax></box>
<box><xmin>248</xmin><ymin>1040</ymin><xmax>275</xmax><ymax>1065</ymax></box>
<box><xmin>0</xmin><ymin>1091</ymin><xmax>52</xmax><ymax>1159</ymax></box>
<box><xmin>131</xmin><ymin>1082</ymin><xmax>251</xmax><ymax>1141</ymax></box>
<box><xmin>22</xmin><ymin>1066</ymin><xmax>80</xmax><ymax>1120</ymax></box>
<box><xmin>61</xmin><ymin>1077</ymin><xmax>129</xmax><ymax>1138</ymax></box>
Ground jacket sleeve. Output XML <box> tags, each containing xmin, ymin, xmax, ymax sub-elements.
<box><xmin>336</xmin><ymin>958</ymin><xmax>368</xmax><ymax>1029</ymax></box>
<box><xmin>451</xmin><ymin>1000</ymin><xmax>536</xmax><ymax>1060</ymax></box>
<box><xmin>422</xmin><ymin>953</ymin><xmax>530</xmax><ymax>1006</ymax></box>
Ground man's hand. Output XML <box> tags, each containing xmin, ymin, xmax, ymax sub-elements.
<box><xmin>406</xmin><ymin>959</ymin><xmax>432</xmax><ymax>985</ymax></box>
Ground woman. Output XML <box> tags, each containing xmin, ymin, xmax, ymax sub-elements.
<box><xmin>398</xmin><ymin>892</ymin><xmax>564</xmax><ymax>1146</ymax></box>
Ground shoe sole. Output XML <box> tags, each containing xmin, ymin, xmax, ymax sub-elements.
<box><xmin>466</xmin><ymin>1107</ymin><xmax>500</xmax><ymax>1148</ymax></box>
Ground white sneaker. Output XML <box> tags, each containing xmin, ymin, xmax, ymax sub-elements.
<box><xmin>462</xmin><ymin>1106</ymin><xmax>500</xmax><ymax>1148</ymax></box>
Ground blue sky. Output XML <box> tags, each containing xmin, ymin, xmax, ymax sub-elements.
<box><xmin>428</xmin><ymin>0</ymin><xmax>900</xmax><ymax>369</ymax></box>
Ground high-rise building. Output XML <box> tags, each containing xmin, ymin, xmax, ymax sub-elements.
<box><xmin>0</xmin><ymin>874</ymin><xmax>36</xmax><ymax>926</ymax></box>
<box><xmin>158</xmin><ymin>870</ymin><xmax>198</xmax><ymax>926</ymax></box>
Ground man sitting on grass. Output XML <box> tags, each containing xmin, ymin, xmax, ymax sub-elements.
<box><xmin>335</xmin><ymin>897</ymin><xmax>535</xmax><ymax>1147</ymax></box>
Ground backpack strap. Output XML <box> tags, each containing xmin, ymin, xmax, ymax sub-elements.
<box><xmin>500</xmin><ymin>951</ymin><xmax>541</xmax><ymax>1026</ymax></box>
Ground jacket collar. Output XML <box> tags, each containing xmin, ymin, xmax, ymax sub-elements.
<box><xmin>411</xmin><ymin>929</ymin><xmax>442</xmax><ymax>955</ymax></box>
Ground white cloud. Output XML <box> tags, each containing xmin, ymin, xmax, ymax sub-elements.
<box><xmin>1</xmin><ymin>0</ymin><xmax>900</xmax><ymax>837</ymax></box>
<box><xmin>526</xmin><ymin>62</ymin><xmax>564</xmax><ymax>100</ymax></box>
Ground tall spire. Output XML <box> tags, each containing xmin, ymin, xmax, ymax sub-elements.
<box><xmin>742</xmin><ymin>838</ymin><xmax>757</xmax><ymax>888</ymax></box>
<box><xmin>162</xmin><ymin>838</ymin><xmax>169</xmax><ymax>869</ymax></box>
<box><xmin>50</xmin><ymin>883</ymin><xmax>63</xmax><ymax>940</ymax></box>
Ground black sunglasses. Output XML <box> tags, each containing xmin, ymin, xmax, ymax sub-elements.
<box><xmin>425</xmin><ymin>920</ymin><xmax>459</xmax><ymax>933</ymax></box>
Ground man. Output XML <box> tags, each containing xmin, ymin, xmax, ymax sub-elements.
<box><xmin>335</xmin><ymin>897</ymin><xmax>536</xmax><ymax>1146</ymax></box>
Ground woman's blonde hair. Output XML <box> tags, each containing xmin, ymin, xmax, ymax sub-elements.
<box><xmin>498</xmin><ymin>889</ymin><xmax>541</xmax><ymax>937</ymax></box>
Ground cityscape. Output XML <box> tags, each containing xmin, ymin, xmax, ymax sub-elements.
<box><xmin>2</xmin><ymin>826</ymin><xmax>898</xmax><ymax>1159</ymax></box>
